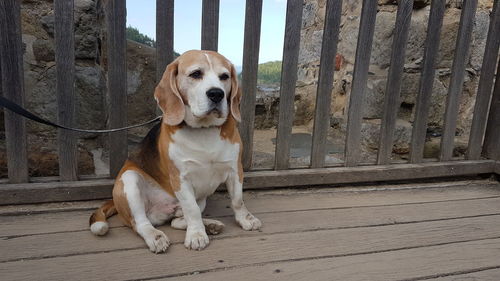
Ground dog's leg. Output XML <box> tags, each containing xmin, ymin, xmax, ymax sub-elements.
<box><xmin>226</xmin><ymin>173</ymin><xmax>262</xmax><ymax>231</ymax></box>
<box><xmin>175</xmin><ymin>184</ymin><xmax>209</xmax><ymax>250</ymax></box>
<box><xmin>121</xmin><ymin>171</ymin><xmax>170</xmax><ymax>253</ymax></box>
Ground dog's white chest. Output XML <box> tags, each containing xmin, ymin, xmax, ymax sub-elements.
<box><xmin>169</xmin><ymin>127</ymin><xmax>239</xmax><ymax>199</ymax></box>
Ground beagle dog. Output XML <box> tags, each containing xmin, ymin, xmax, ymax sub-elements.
<box><xmin>89</xmin><ymin>50</ymin><xmax>261</xmax><ymax>253</ymax></box>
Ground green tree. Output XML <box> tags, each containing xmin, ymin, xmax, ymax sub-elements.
<box><xmin>238</xmin><ymin>61</ymin><xmax>282</xmax><ymax>87</ymax></box>
<box><xmin>126</xmin><ymin>26</ymin><xmax>156</xmax><ymax>47</ymax></box>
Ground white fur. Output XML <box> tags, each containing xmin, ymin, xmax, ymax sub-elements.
<box><xmin>168</xmin><ymin>126</ymin><xmax>240</xmax><ymax>250</ymax></box>
<box><xmin>121</xmin><ymin>170</ymin><xmax>172</xmax><ymax>253</ymax></box>
<box><xmin>90</xmin><ymin>221</ymin><xmax>109</xmax><ymax>236</ymax></box>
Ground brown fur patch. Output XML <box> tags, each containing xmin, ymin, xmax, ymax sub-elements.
<box><xmin>219</xmin><ymin>116</ymin><xmax>244</xmax><ymax>184</ymax></box>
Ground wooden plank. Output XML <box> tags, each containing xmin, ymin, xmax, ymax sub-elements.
<box><xmin>427</xmin><ymin>268</ymin><xmax>500</xmax><ymax>281</ymax></box>
<box><xmin>0</xmin><ymin>179</ymin><xmax>114</xmax><ymax>205</ymax></box>
<box><xmin>105</xmin><ymin>0</ymin><xmax>128</xmax><ymax>177</ymax></box>
<box><xmin>201</xmin><ymin>0</ymin><xmax>219</xmax><ymax>51</ymax></box>
<box><xmin>2</xmin><ymin>181</ymin><xmax>498</xmax><ymax>237</ymax></box>
<box><xmin>170</xmin><ymin>238</ymin><xmax>500</xmax><ymax>281</ymax></box>
<box><xmin>410</xmin><ymin>0</ymin><xmax>446</xmax><ymax>163</ymax></box>
<box><xmin>440</xmin><ymin>0</ymin><xmax>478</xmax><ymax>161</ymax></box>
<box><xmin>495</xmin><ymin>161</ymin><xmax>500</xmax><ymax>175</ymax></box>
<box><xmin>2</xmin><ymin>217</ymin><xmax>500</xmax><ymax>280</ymax></box>
<box><xmin>377</xmin><ymin>0</ymin><xmax>414</xmax><ymax>165</ymax></box>
<box><xmin>274</xmin><ymin>0</ymin><xmax>303</xmax><ymax>170</ymax></box>
<box><xmin>246</xmin><ymin>160</ymin><xmax>495</xmax><ymax>189</ymax></box>
<box><xmin>54</xmin><ymin>0</ymin><xmax>78</xmax><ymax>181</ymax></box>
<box><xmin>0</xmin><ymin>0</ymin><xmax>28</xmax><ymax>183</ymax></box>
<box><xmin>155</xmin><ymin>0</ymin><xmax>175</xmax><ymax>83</ymax></box>
<box><xmin>2</xmin><ymin>199</ymin><xmax>500</xmax><ymax>263</ymax></box>
<box><xmin>239</xmin><ymin>0</ymin><xmax>263</xmax><ymax>171</ymax></box>
<box><xmin>310</xmin><ymin>0</ymin><xmax>343</xmax><ymax>168</ymax></box>
<box><xmin>482</xmin><ymin>57</ymin><xmax>500</xmax><ymax>161</ymax></box>
<box><xmin>467</xmin><ymin>0</ymin><xmax>500</xmax><ymax>160</ymax></box>
<box><xmin>344</xmin><ymin>0</ymin><xmax>378</xmax><ymax>166</ymax></box>
<box><xmin>0</xmin><ymin>160</ymin><xmax>496</xmax><ymax>205</ymax></box>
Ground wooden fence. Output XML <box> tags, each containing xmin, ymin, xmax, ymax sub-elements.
<box><xmin>0</xmin><ymin>0</ymin><xmax>499</xmax><ymax>205</ymax></box>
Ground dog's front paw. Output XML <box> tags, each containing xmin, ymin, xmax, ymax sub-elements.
<box><xmin>184</xmin><ymin>229</ymin><xmax>209</xmax><ymax>250</ymax></box>
<box><xmin>144</xmin><ymin>228</ymin><xmax>170</xmax><ymax>254</ymax></box>
<box><xmin>236</xmin><ymin>213</ymin><xmax>262</xmax><ymax>231</ymax></box>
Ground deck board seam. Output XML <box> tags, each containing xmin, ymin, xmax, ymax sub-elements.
<box><xmin>2</xmin><ymin>193</ymin><xmax>499</xmax><ymax>218</ymax></box>
<box><xmin>3</xmin><ymin>196</ymin><xmax>500</xmax><ymax>239</ymax></box>
<box><xmin>3</xmin><ymin>213</ymin><xmax>500</xmax><ymax>263</ymax></box>
<box><xmin>124</xmin><ymin>236</ymin><xmax>500</xmax><ymax>281</ymax></box>
<box><xmin>397</xmin><ymin>265</ymin><xmax>500</xmax><ymax>281</ymax></box>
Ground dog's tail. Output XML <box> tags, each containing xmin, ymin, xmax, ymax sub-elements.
<box><xmin>89</xmin><ymin>199</ymin><xmax>117</xmax><ymax>236</ymax></box>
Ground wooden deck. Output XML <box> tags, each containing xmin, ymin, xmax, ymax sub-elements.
<box><xmin>1</xmin><ymin>179</ymin><xmax>500</xmax><ymax>280</ymax></box>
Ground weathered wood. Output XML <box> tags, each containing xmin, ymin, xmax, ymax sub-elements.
<box><xmin>427</xmin><ymin>268</ymin><xmax>500</xmax><ymax>281</ymax></box>
<box><xmin>274</xmin><ymin>0</ymin><xmax>303</xmax><ymax>170</ymax></box>
<box><xmin>377</xmin><ymin>0</ymin><xmax>414</xmax><ymax>165</ymax></box>
<box><xmin>171</xmin><ymin>239</ymin><xmax>500</xmax><ymax>281</ymax></box>
<box><xmin>240</xmin><ymin>0</ymin><xmax>263</xmax><ymax>171</ymax></box>
<box><xmin>482</xmin><ymin>57</ymin><xmax>500</xmax><ymax>161</ymax></box>
<box><xmin>344</xmin><ymin>0</ymin><xmax>378</xmax><ymax>166</ymax></box>
<box><xmin>54</xmin><ymin>0</ymin><xmax>78</xmax><ymax>181</ymax></box>
<box><xmin>0</xmin><ymin>0</ymin><xmax>28</xmax><ymax>183</ymax></box>
<box><xmin>495</xmin><ymin>161</ymin><xmax>500</xmax><ymax>175</ymax></box>
<box><xmin>4</xmin><ymin>203</ymin><xmax>500</xmax><ymax>264</ymax></box>
<box><xmin>0</xmin><ymin>161</ymin><xmax>495</xmax><ymax>205</ymax></box>
<box><xmin>310</xmin><ymin>0</ymin><xmax>343</xmax><ymax>168</ymax></box>
<box><xmin>467</xmin><ymin>0</ymin><xmax>500</xmax><ymax>160</ymax></box>
<box><xmin>440</xmin><ymin>0</ymin><xmax>478</xmax><ymax>161</ymax></box>
<box><xmin>105</xmin><ymin>0</ymin><xmax>128</xmax><ymax>177</ymax></box>
<box><xmin>201</xmin><ymin>0</ymin><xmax>219</xmax><ymax>51</ymax></box>
<box><xmin>156</xmin><ymin>0</ymin><xmax>175</xmax><ymax>83</ymax></box>
<box><xmin>245</xmin><ymin>160</ymin><xmax>495</xmax><ymax>188</ymax></box>
<box><xmin>410</xmin><ymin>0</ymin><xmax>446</xmax><ymax>163</ymax></box>
<box><xmin>2</xmin><ymin>218</ymin><xmax>500</xmax><ymax>280</ymax></box>
<box><xmin>0</xmin><ymin>179</ymin><xmax>114</xmax><ymax>205</ymax></box>
<box><xmin>3</xmin><ymin>181</ymin><xmax>498</xmax><ymax>236</ymax></box>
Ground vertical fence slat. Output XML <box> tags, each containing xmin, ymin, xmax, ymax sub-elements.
<box><xmin>156</xmin><ymin>0</ymin><xmax>175</xmax><ymax>82</ymax></box>
<box><xmin>274</xmin><ymin>0</ymin><xmax>303</xmax><ymax>170</ymax></box>
<box><xmin>106</xmin><ymin>0</ymin><xmax>127</xmax><ymax>177</ymax></box>
<box><xmin>439</xmin><ymin>0</ymin><xmax>478</xmax><ymax>161</ymax></box>
<box><xmin>0</xmin><ymin>0</ymin><xmax>29</xmax><ymax>183</ymax></box>
<box><xmin>201</xmin><ymin>0</ymin><xmax>219</xmax><ymax>51</ymax></box>
<box><xmin>482</xmin><ymin>57</ymin><xmax>500</xmax><ymax>161</ymax></box>
<box><xmin>410</xmin><ymin>0</ymin><xmax>446</xmax><ymax>163</ymax></box>
<box><xmin>310</xmin><ymin>0</ymin><xmax>343</xmax><ymax>168</ymax></box>
<box><xmin>376</xmin><ymin>0</ymin><xmax>414</xmax><ymax>165</ymax></box>
<box><xmin>467</xmin><ymin>0</ymin><xmax>500</xmax><ymax>160</ymax></box>
<box><xmin>344</xmin><ymin>0</ymin><xmax>378</xmax><ymax>167</ymax></box>
<box><xmin>54</xmin><ymin>0</ymin><xmax>78</xmax><ymax>181</ymax></box>
<box><xmin>240</xmin><ymin>0</ymin><xmax>263</xmax><ymax>171</ymax></box>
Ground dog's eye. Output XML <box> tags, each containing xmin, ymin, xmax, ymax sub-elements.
<box><xmin>189</xmin><ymin>70</ymin><xmax>203</xmax><ymax>79</ymax></box>
<box><xmin>219</xmin><ymin>73</ymin><xmax>229</xmax><ymax>81</ymax></box>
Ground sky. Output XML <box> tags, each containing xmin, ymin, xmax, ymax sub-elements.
<box><xmin>126</xmin><ymin>0</ymin><xmax>287</xmax><ymax>67</ymax></box>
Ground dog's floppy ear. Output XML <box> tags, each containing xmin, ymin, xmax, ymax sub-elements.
<box><xmin>154</xmin><ymin>60</ymin><xmax>185</xmax><ymax>126</ymax></box>
<box><xmin>229</xmin><ymin>64</ymin><xmax>242</xmax><ymax>122</ymax></box>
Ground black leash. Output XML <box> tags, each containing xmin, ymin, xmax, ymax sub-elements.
<box><xmin>0</xmin><ymin>95</ymin><xmax>162</xmax><ymax>133</ymax></box>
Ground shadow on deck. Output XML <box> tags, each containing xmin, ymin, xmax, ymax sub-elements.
<box><xmin>2</xmin><ymin>179</ymin><xmax>500</xmax><ymax>280</ymax></box>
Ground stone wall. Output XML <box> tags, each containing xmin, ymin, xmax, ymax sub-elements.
<box><xmin>297</xmin><ymin>0</ymin><xmax>495</xmax><ymax>156</ymax></box>
<box><xmin>0</xmin><ymin>0</ymin><xmax>159</xmax><ymax>177</ymax></box>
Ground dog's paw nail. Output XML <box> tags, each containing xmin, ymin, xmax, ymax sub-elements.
<box><xmin>185</xmin><ymin>230</ymin><xmax>209</xmax><ymax>250</ymax></box>
<box><xmin>145</xmin><ymin>229</ymin><xmax>170</xmax><ymax>253</ymax></box>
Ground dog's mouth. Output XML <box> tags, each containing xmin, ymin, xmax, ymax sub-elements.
<box><xmin>192</xmin><ymin>107</ymin><xmax>223</xmax><ymax>119</ymax></box>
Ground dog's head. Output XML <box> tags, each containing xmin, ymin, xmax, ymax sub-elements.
<box><xmin>154</xmin><ymin>50</ymin><xmax>241</xmax><ymax>128</ymax></box>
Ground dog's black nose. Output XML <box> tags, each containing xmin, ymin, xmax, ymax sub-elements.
<box><xmin>206</xmin><ymin>88</ymin><xmax>224</xmax><ymax>103</ymax></box>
